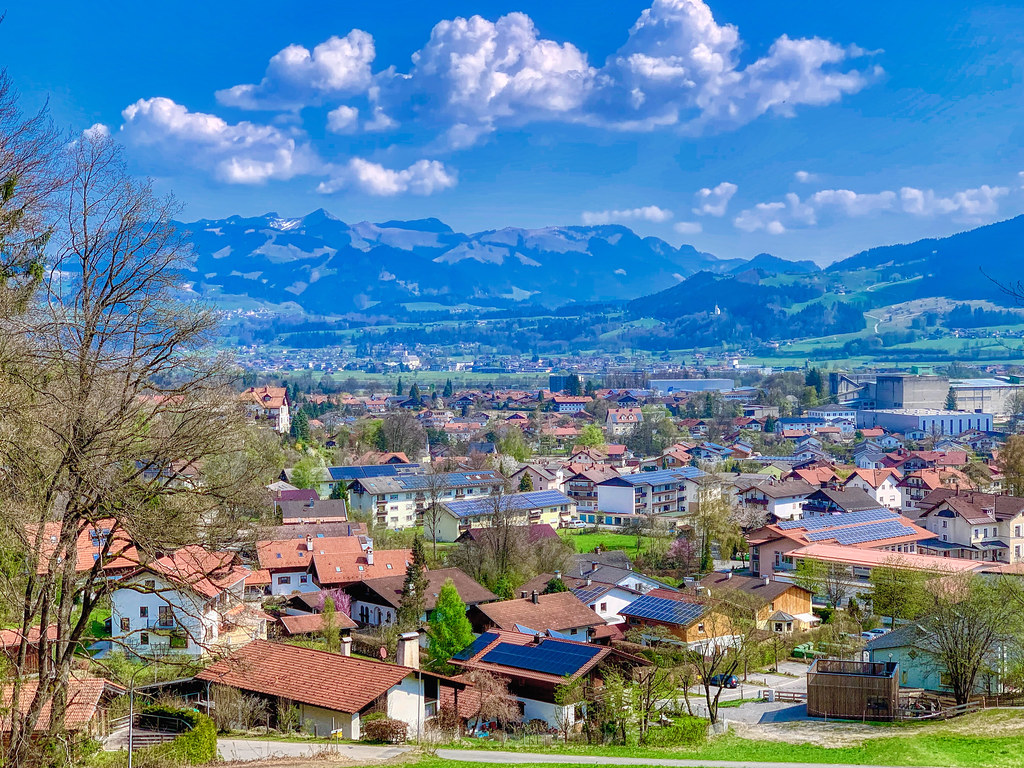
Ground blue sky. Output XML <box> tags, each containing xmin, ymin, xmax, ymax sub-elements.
<box><xmin>6</xmin><ymin>0</ymin><xmax>1024</xmax><ymax>263</ymax></box>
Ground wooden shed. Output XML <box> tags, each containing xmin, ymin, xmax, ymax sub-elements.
<box><xmin>806</xmin><ymin>658</ymin><xmax>899</xmax><ymax>721</ymax></box>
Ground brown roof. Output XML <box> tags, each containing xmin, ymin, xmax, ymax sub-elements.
<box><xmin>845</xmin><ymin>468</ymin><xmax>901</xmax><ymax>489</ymax></box>
<box><xmin>470</xmin><ymin>592</ymin><xmax>604</xmax><ymax>633</ymax></box>
<box><xmin>196</xmin><ymin>640</ymin><xmax>412</xmax><ymax>713</ymax></box>
<box><xmin>351</xmin><ymin>568</ymin><xmax>496</xmax><ymax>611</ymax></box>
<box><xmin>312</xmin><ymin>549</ymin><xmax>412</xmax><ymax>587</ymax></box>
<box><xmin>278</xmin><ymin>498</ymin><xmax>348</xmax><ymax>523</ymax></box>
<box><xmin>740</xmin><ymin>478</ymin><xmax>816</xmax><ymax>499</ymax></box>
<box><xmin>700</xmin><ymin>572</ymin><xmax>810</xmax><ymax>606</ymax></box>
<box><xmin>144</xmin><ymin>545</ymin><xmax>249</xmax><ymax>599</ymax></box>
<box><xmin>919</xmin><ymin>490</ymin><xmax>1024</xmax><ymax>523</ymax></box>
<box><xmin>257</xmin><ymin>536</ymin><xmax>362</xmax><ymax>570</ymax></box>
<box><xmin>1</xmin><ymin>678</ymin><xmax>124</xmax><ymax>732</ymax></box>
<box><xmin>279</xmin><ymin>612</ymin><xmax>357</xmax><ymax>636</ymax></box>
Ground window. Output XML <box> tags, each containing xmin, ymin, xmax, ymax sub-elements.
<box><xmin>144</xmin><ymin>580</ymin><xmax>155</xmax><ymax>590</ymax></box>
<box><xmin>697</xmin><ymin>623</ymin><xmax>705</xmax><ymax>634</ymax></box>
<box><xmin>984</xmin><ymin>528</ymin><xmax>989</xmax><ymax>539</ymax></box>
<box><xmin>299</xmin><ymin>574</ymin><xmax>308</xmax><ymax>584</ymax></box>
<box><xmin>386</xmin><ymin>564</ymin><xmax>393</xmax><ymax>569</ymax></box>
<box><xmin>158</xmin><ymin>606</ymin><xmax>173</xmax><ymax>627</ymax></box>
<box><xmin>942</xmin><ymin>521</ymin><xmax>947</xmax><ymax>528</ymax></box>
<box><xmin>600</xmin><ymin>602</ymin><xmax>607</xmax><ymax>612</ymax></box>
<box><xmin>139</xmin><ymin>606</ymin><xmax>148</xmax><ymax>618</ymax></box>
<box><xmin>570</xmin><ymin>628</ymin><xmax>578</xmax><ymax>635</ymax></box>
<box><xmin>278</xmin><ymin>576</ymin><xmax>291</xmax><ymax>585</ymax></box>
<box><xmin>120</xmin><ymin>617</ymin><xmax>130</xmax><ymax>632</ymax></box>
<box><xmin>139</xmin><ymin>632</ymin><xmax>149</xmax><ymax>646</ymax></box>
<box><xmin>1017</xmin><ymin>525</ymin><xmax>1022</xmax><ymax>538</ymax></box>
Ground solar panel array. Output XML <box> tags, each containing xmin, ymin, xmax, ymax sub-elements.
<box><xmin>807</xmin><ymin>520</ymin><xmax>916</xmax><ymax>545</ymax></box>
<box><xmin>445</xmin><ymin>489</ymin><xmax>572</xmax><ymax>519</ymax></box>
<box><xmin>623</xmin><ymin>468</ymin><xmax>705</xmax><ymax>487</ymax></box>
<box><xmin>481</xmin><ymin>640</ymin><xmax>602</xmax><ymax>677</ymax></box>
<box><xmin>328</xmin><ymin>464</ymin><xmax>422</xmax><ymax>481</ymax></box>
<box><xmin>620</xmin><ymin>594</ymin><xmax>707</xmax><ymax>625</ymax></box>
<box><xmin>778</xmin><ymin>508</ymin><xmax>896</xmax><ymax>531</ymax></box>
<box><xmin>453</xmin><ymin>631</ymin><xmax>498</xmax><ymax>661</ymax></box>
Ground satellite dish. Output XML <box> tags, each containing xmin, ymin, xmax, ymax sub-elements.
<box><xmin>379</xmin><ymin>646</ymin><xmax>387</xmax><ymax>660</ymax></box>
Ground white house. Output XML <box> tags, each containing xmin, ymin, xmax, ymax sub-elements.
<box><xmin>240</xmin><ymin>386</ymin><xmax>291</xmax><ymax>434</ymax></box>
<box><xmin>111</xmin><ymin>546</ymin><xmax>267</xmax><ymax>657</ymax></box>
<box><xmin>571</xmin><ymin>583</ymin><xmax>642</xmax><ymax>624</ymax></box>
<box><xmin>596</xmin><ymin>467</ymin><xmax>708</xmax><ymax>519</ymax></box>
<box><xmin>842</xmin><ymin>469</ymin><xmax>903</xmax><ymax>510</ymax></box>
<box><xmin>348</xmin><ymin>470</ymin><xmax>504</xmax><ymax>531</ymax></box>
<box><xmin>433</xmin><ymin>490</ymin><xmax>575</xmax><ymax>542</ymax></box>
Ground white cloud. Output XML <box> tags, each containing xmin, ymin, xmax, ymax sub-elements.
<box><xmin>216</xmin><ymin>30</ymin><xmax>375</xmax><ymax>110</ymax></box>
<box><xmin>326</xmin><ymin>105</ymin><xmax>359</xmax><ymax>134</ymax></box>
<box><xmin>794</xmin><ymin>170</ymin><xmax>817</xmax><ymax>183</ymax></box>
<box><xmin>693</xmin><ymin>182</ymin><xmax>737</xmax><ymax>216</ymax></box>
<box><xmin>899</xmin><ymin>185</ymin><xmax>1008</xmax><ymax>217</ymax></box>
<box><xmin>673</xmin><ymin>221</ymin><xmax>702</xmax><ymax>234</ymax></box>
<box><xmin>83</xmin><ymin>123</ymin><xmax>110</xmax><ymax>140</ymax></box>
<box><xmin>318</xmin><ymin>158</ymin><xmax>457</xmax><ymax>196</ymax></box>
<box><xmin>119</xmin><ymin>97</ymin><xmax>318</xmax><ymax>184</ymax></box>
<box><xmin>581</xmin><ymin>205</ymin><xmax>673</xmax><ymax>225</ymax></box>
<box><xmin>735</xmin><ymin>182</ymin><xmax>1010</xmax><ymax>234</ymax></box>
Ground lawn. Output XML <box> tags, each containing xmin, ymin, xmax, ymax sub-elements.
<box><xmin>558</xmin><ymin>530</ymin><xmax>646</xmax><ymax>556</ymax></box>
<box><xmin>429</xmin><ymin>709</ymin><xmax>1024</xmax><ymax>767</ymax></box>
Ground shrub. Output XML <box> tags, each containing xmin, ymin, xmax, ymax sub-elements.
<box><xmin>427</xmin><ymin>705</ymin><xmax>462</xmax><ymax>740</ymax></box>
<box><xmin>641</xmin><ymin>716</ymin><xmax>707</xmax><ymax>747</ymax></box>
<box><xmin>361</xmin><ymin>716</ymin><xmax>408</xmax><ymax>744</ymax></box>
<box><xmin>135</xmin><ymin>706</ymin><xmax>217</xmax><ymax>765</ymax></box>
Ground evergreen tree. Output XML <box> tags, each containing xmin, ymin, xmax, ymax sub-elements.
<box><xmin>945</xmin><ymin>387</ymin><xmax>958</xmax><ymax>411</ymax></box>
<box><xmin>321</xmin><ymin>596</ymin><xmax>340</xmax><ymax>653</ymax></box>
<box><xmin>396</xmin><ymin>377</ymin><xmax>404</xmax><ymax>396</ymax></box>
<box><xmin>397</xmin><ymin>536</ymin><xmax>429</xmax><ymax>630</ymax></box>
<box><xmin>542</xmin><ymin>576</ymin><xmax>569</xmax><ymax>594</ymax></box>
<box><xmin>443</xmin><ymin>378</ymin><xmax>454</xmax><ymax>398</ymax></box>
<box><xmin>427</xmin><ymin>579</ymin><xmax>474</xmax><ymax>671</ymax></box>
<box><xmin>409</xmin><ymin>382</ymin><xmax>421</xmax><ymax>403</ymax></box>
<box><xmin>518</xmin><ymin>472</ymin><xmax>534</xmax><ymax>491</ymax></box>
<box><xmin>329</xmin><ymin>481</ymin><xmax>346</xmax><ymax>500</ymax></box>
<box><xmin>290</xmin><ymin>409</ymin><xmax>310</xmax><ymax>442</ymax></box>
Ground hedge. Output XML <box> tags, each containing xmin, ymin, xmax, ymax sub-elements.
<box><xmin>138</xmin><ymin>706</ymin><xmax>217</xmax><ymax>765</ymax></box>
<box><xmin>361</xmin><ymin>717</ymin><xmax>408</xmax><ymax>744</ymax></box>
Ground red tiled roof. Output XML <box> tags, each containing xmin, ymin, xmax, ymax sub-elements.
<box><xmin>32</xmin><ymin>520</ymin><xmax>140</xmax><ymax>575</ymax></box>
<box><xmin>471</xmin><ymin>593</ymin><xmax>603</xmax><ymax>633</ymax></box>
<box><xmin>145</xmin><ymin>545</ymin><xmax>249</xmax><ymax>599</ymax></box>
<box><xmin>257</xmin><ymin>536</ymin><xmax>362</xmax><ymax>570</ymax></box>
<box><xmin>279</xmin><ymin>612</ymin><xmax>356</xmax><ymax>635</ymax></box>
<box><xmin>312</xmin><ymin>549</ymin><xmax>412</xmax><ymax>586</ymax></box>
<box><xmin>197</xmin><ymin>640</ymin><xmax>412</xmax><ymax>713</ymax></box>
<box><xmin>1</xmin><ymin>678</ymin><xmax>124</xmax><ymax>732</ymax></box>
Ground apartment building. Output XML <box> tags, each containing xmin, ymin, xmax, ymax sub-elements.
<box><xmin>596</xmin><ymin>467</ymin><xmax>708</xmax><ymax>519</ymax></box>
<box><xmin>347</xmin><ymin>470</ymin><xmax>504</xmax><ymax>529</ymax></box>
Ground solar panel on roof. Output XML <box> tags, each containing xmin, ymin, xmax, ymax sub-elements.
<box><xmin>622</xmin><ymin>595</ymin><xmax>706</xmax><ymax>625</ymax></box>
<box><xmin>453</xmin><ymin>631</ymin><xmax>498</xmax><ymax>661</ymax></box>
<box><xmin>779</xmin><ymin>508</ymin><xmax>896</xmax><ymax>531</ymax></box>
<box><xmin>807</xmin><ymin>520</ymin><xmax>915</xmax><ymax>545</ymax></box>
<box><xmin>481</xmin><ymin>640</ymin><xmax>601</xmax><ymax>677</ymax></box>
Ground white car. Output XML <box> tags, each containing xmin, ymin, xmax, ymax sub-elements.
<box><xmin>566</xmin><ymin>519</ymin><xmax>588</xmax><ymax>529</ymax></box>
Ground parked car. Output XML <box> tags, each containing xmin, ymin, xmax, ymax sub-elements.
<box><xmin>708</xmin><ymin>674</ymin><xmax>739</xmax><ymax>689</ymax></box>
<box><xmin>860</xmin><ymin>632</ymin><xmax>875</xmax><ymax>640</ymax></box>
<box><xmin>565</xmin><ymin>519</ymin><xmax>588</xmax><ymax>529</ymax></box>
<box><xmin>868</xmin><ymin>628</ymin><xmax>889</xmax><ymax>637</ymax></box>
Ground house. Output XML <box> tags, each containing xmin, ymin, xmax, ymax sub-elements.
<box><xmin>240</xmin><ymin>386</ymin><xmax>291</xmax><ymax>433</ymax></box>
<box><xmin>915</xmin><ymin>491</ymin><xmax>1024</xmax><ymax>563</ymax></box>
<box><xmin>564</xmin><ymin>466</ymin><xmax>620</xmax><ymax>514</ymax></box>
<box><xmin>32</xmin><ymin>519</ymin><xmax>140</xmax><ymax>579</ymax></box>
<box><xmin>897</xmin><ymin>470</ymin><xmax>974</xmax><ymax>516</ymax></box>
<box><xmin>619</xmin><ymin>593</ymin><xmax>734</xmax><ymax>651</ymax></box>
<box><xmin>775</xmin><ymin>417</ymin><xmax>826</xmax><ymax>434</ymax></box>
<box><xmin>605</xmin><ymin>408</ymin><xmax>643</xmax><ymax>436</ymax></box>
<box><xmin>196</xmin><ymin>635</ymin><xmax>466</xmax><ymax>740</ymax></box>
<box><xmin>347</xmin><ymin>471</ymin><xmax>504</xmax><ymax>530</ymax></box>
<box><xmin>596</xmin><ymin>467</ymin><xmax>708</xmax><ymax>519</ymax></box>
<box><xmin>865</xmin><ymin>621</ymin><xmax>1009</xmax><ymax>696</ymax></box>
<box><xmin>257</xmin><ymin>535</ymin><xmax>367</xmax><ymax>596</ymax></box>
<box><xmin>550</xmin><ymin>396</ymin><xmax>592</xmax><ymax>414</ymax></box>
<box><xmin>785</xmin><ymin>544</ymin><xmax>985</xmax><ymax>585</ymax></box>
<box><xmin>571</xmin><ymin>582</ymin><xmax>642</xmax><ymax>625</ymax></box>
<box><xmin>346</xmin><ymin>568</ymin><xmax>496</xmax><ymax>628</ymax></box>
<box><xmin>111</xmin><ymin>545</ymin><xmax>268</xmax><ymax>657</ymax></box>
<box><xmin>508</xmin><ymin>464</ymin><xmax>562</xmax><ymax>492</ymax></box>
<box><xmin>0</xmin><ymin>625</ymin><xmax>57</xmax><ymax>673</ymax></box>
<box><xmin>434</xmin><ymin>490</ymin><xmax>575</xmax><ymax>542</ymax></box>
<box><xmin>569</xmin><ymin>560</ymin><xmax>677</xmax><ymax>595</ymax></box>
<box><xmin>312</xmin><ymin>547</ymin><xmax>412</xmax><ymax>590</ymax></box>
<box><xmin>278</xmin><ymin>498</ymin><xmax>348</xmax><ymax>525</ymax></box>
<box><xmin>280</xmin><ymin>461</ymin><xmax>425</xmax><ymax>498</ymax></box>
<box><xmin>843</xmin><ymin>469</ymin><xmax>903</xmax><ymax>510</ymax></box>
<box><xmin>449</xmin><ymin>629</ymin><xmax>649</xmax><ymax>728</ymax></box>
<box><xmin>802</xmin><ymin>487</ymin><xmax>887</xmax><ymax>517</ymax></box>
<box><xmin>1</xmin><ymin>677</ymin><xmax>124</xmax><ymax>740</ymax></box>
<box><xmin>455</xmin><ymin>524</ymin><xmax>560</xmax><ymax>546</ymax></box>
<box><xmin>746</xmin><ymin>508</ymin><xmax>932</xmax><ymax>577</ymax></box>
<box><xmin>736</xmin><ymin>478</ymin><xmax>816</xmax><ymax>522</ymax></box>
<box><xmin>468</xmin><ymin>591</ymin><xmax>605</xmax><ymax>641</ymax></box>
<box><xmin>700</xmin><ymin>572</ymin><xmax>818</xmax><ymax>633</ymax></box>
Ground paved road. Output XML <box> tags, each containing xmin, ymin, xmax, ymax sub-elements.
<box><xmin>436</xmin><ymin>748</ymin><xmax>942</xmax><ymax>768</ymax></box>
<box><xmin>218</xmin><ymin>738</ymin><xmax>410</xmax><ymax>762</ymax></box>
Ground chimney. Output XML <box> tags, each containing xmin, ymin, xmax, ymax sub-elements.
<box><xmin>531</xmin><ymin>590</ymin><xmax>539</xmax><ymax>604</ymax></box>
<box><xmin>366</xmin><ymin>547</ymin><xmax>374</xmax><ymax>566</ymax></box>
<box><xmin>396</xmin><ymin>632</ymin><xmax>420</xmax><ymax>669</ymax></box>
<box><xmin>520</xmin><ymin>591</ymin><xmax>528</xmax><ymax>599</ymax></box>
<box><xmin>585</xmin><ymin>577</ymin><xmax>591</xmax><ymax>587</ymax></box>
<box><xmin>340</xmin><ymin>635</ymin><xmax>352</xmax><ymax>657</ymax></box>
<box><xmin>591</xmin><ymin>561</ymin><xmax>599</xmax><ymax>571</ymax></box>
<box><xmin>763</xmin><ymin>576</ymin><xmax>770</xmax><ymax>586</ymax></box>
<box><xmin>305</xmin><ymin>535</ymin><xmax>314</xmax><ymax>552</ymax></box>
<box><xmin>554</xmin><ymin>570</ymin><xmax>562</xmax><ymax>581</ymax></box>
<box><xmin>533</xmin><ymin>633</ymin><xmax>544</xmax><ymax>645</ymax></box>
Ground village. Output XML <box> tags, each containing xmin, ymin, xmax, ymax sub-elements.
<box><xmin>8</xmin><ymin>366</ymin><xmax>1024</xmax><ymax>766</ymax></box>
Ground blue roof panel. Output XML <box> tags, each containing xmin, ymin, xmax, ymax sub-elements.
<box><xmin>481</xmin><ymin>639</ymin><xmax>602</xmax><ymax>677</ymax></box>
<box><xmin>453</xmin><ymin>632</ymin><xmax>498</xmax><ymax>661</ymax></box>
<box><xmin>620</xmin><ymin>595</ymin><xmax>707</xmax><ymax>626</ymax></box>
<box><xmin>444</xmin><ymin>490</ymin><xmax>572</xmax><ymax>519</ymax></box>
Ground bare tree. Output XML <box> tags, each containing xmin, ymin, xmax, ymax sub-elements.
<box><xmin>379</xmin><ymin>410</ymin><xmax>426</xmax><ymax>457</ymax></box>
<box><xmin>689</xmin><ymin>594</ymin><xmax>762</xmax><ymax>724</ymax></box>
<box><xmin>793</xmin><ymin>557</ymin><xmax>849</xmax><ymax>609</ymax></box>
<box><xmin>0</xmin><ymin>134</ymin><xmax>267</xmax><ymax>765</ymax></box>
<box><xmin>465</xmin><ymin>669</ymin><xmax>519</xmax><ymax>732</ymax></box>
<box><xmin>421</xmin><ymin>469</ymin><xmax>452</xmax><ymax>559</ymax></box>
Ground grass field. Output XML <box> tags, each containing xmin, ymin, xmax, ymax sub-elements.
<box><xmin>558</xmin><ymin>530</ymin><xmax>646</xmax><ymax>556</ymax></box>
<box><xmin>428</xmin><ymin>709</ymin><xmax>1024</xmax><ymax>767</ymax></box>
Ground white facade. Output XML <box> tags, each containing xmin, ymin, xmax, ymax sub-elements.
<box><xmin>845</xmin><ymin>475</ymin><xmax>902</xmax><ymax>510</ymax></box>
<box><xmin>269</xmin><ymin>568</ymin><xmax>314</xmax><ymax>596</ymax></box>
<box><xmin>856</xmin><ymin>409</ymin><xmax>993</xmax><ymax>436</ymax></box>
<box><xmin>578</xmin><ymin>586</ymin><xmax>640</xmax><ymax>623</ymax></box>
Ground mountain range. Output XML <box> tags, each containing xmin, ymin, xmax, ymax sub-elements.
<box><xmin>177</xmin><ymin>209</ymin><xmax>1024</xmax><ymax>316</ymax></box>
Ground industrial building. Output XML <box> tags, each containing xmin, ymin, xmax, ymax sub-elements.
<box><xmin>648</xmin><ymin>378</ymin><xmax>735</xmax><ymax>394</ymax></box>
<box><xmin>830</xmin><ymin>373</ymin><xmax>949</xmax><ymax>411</ymax></box>
<box><xmin>950</xmin><ymin>378</ymin><xmax>1024</xmax><ymax>417</ymax></box>
<box><xmin>856</xmin><ymin>409</ymin><xmax>993</xmax><ymax>435</ymax></box>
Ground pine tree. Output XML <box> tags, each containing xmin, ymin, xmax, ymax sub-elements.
<box><xmin>443</xmin><ymin>378</ymin><xmax>454</xmax><ymax>398</ymax></box>
<box><xmin>290</xmin><ymin>409</ymin><xmax>310</xmax><ymax>442</ymax></box>
<box><xmin>396</xmin><ymin>377</ymin><xmax>404</xmax><ymax>396</ymax></box>
<box><xmin>518</xmin><ymin>472</ymin><xmax>534</xmax><ymax>491</ymax></box>
<box><xmin>397</xmin><ymin>536</ymin><xmax>429</xmax><ymax>630</ymax></box>
<box><xmin>409</xmin><ymin>382</ymin><xmax>421</xmax><ymax>403</ymax></box>
<box><xmin>427</xmin><ymin>579</ymin><xmax>474</xmax><ymax>671</ymax></box>
<box><xmin>945</xmin><ymin>387</ymin><xmax>958</xmax><ymax>410</ymax></box>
